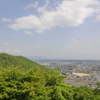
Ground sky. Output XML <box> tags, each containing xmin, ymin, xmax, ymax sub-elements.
<box><xmin>0</xmin><ymin>0</ymin><xmax>100</xmax><ymax>60</ymax></box>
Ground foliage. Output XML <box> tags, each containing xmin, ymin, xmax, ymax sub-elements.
<box><xmin>0</xmin><ymin>66</ymin><xmax>100</xmax><ymax>100</ymax></box>
<box><xmin>0</xmin><ymin>53</ymin><xmax>100</xmax><ymax>100</ymax></box>
<box><xmin>0</xmin><ymin>53</ymin><xmax>49</xmax><ymax>71</ymax></box>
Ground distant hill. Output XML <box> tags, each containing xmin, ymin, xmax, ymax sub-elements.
<box><xmin>0</xmin><ymin>53</ymin><xmax>49</xmax><ymax>70</ymax></box>
<box><xmin>38</xmin><ymin>59</ymin><xmax>100</xmax><ymax>62</ymax></box>
<box><xmin>26</xmin><ymin>56</ymin><xmax>100</xmax><ymax>62</ymax></box>
<box><xmin>26</xmin><ymin>56</ymin><xmax>47</xmax><ymax>61</ymax></box>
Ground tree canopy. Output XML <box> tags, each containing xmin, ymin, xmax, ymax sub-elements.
<box><xmin>0</xmin><ymin>53</ymin><xmax>100</xmax><ymax>100</ymax></box>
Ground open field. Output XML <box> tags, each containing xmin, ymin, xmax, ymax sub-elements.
<box><xmin>75</xmin><ymin>70</ymin><xmax>93</xmax><ymax>74</ymax></box>
<box><xmin>64</xmin><ymin>78</ymin><xmax>97</xmax><ymax>87</ymax></box>
<box><xmin>73</xmin><ymin>73</ymin><xmax>92</xmax><ymax>76</ymax></box>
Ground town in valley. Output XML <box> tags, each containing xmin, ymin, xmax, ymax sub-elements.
<box><xmin>37</xmin><ymin>60</ymin><xmax>100</xmax><ymax>88</ymax></box>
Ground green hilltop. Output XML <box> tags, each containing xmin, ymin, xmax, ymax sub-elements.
<box><xmin>0</xmin><ymin>53</ymin><xmax>48</xmax><ymax>70</ymax></box>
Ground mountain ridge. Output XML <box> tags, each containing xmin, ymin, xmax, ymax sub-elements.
<box><xmin>0</xmin><ymin>53</ymin><xmax>49</xmax><ymax>71</ymax></box>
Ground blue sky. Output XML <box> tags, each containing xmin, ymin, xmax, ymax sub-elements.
<box><xmin>0</xmin><ymin>0</ymin><xmax>100</xmax><ymax>60</ymax></box>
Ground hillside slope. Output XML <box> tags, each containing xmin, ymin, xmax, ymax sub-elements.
<box><xmin>0</xmin><ymin>53</ymin><xmax>100</xmax><ymax>100</ymax></box>
<box><xmin>0</xmin><ymin>53</ymin><xmax>48</xmax><ymax>70</ymax></box>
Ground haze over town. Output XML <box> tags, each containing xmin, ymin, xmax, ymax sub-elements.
<box><xmin>1</xmin><ymin>0</ymin><xmax>100</xmax><ymax>60</ymax></box>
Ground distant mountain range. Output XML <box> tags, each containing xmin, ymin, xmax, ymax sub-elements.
<box><xmin>26</xmin><ymin>56</ymin><xmax>100</xmax><ymax>62</ymax></box>
<box><xmin>26</xmin><ymin>56</ymin><xmax>47</xmax><ymax>61</ymax></box>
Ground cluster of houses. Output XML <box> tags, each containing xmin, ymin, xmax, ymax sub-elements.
<box><xmin>61</xmin><ymin>70</ymin><xmax>73</xmax><ymax>75</ymax></box>
<box><xmin>60</xmin><ymin>70</ymin><xmax>97</xmax><ymax>82</ymax></box>
<box><xmin>62</xmin><ymin>70</ymin><xmax>98</xmax><ymax>88</ymax></box>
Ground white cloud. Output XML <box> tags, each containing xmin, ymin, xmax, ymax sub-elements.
<box><xmin>38</xmin><ymin>0</ymin><xmax>49</xmax><ymax>12</ymax></box>
<box><xmin>2</xmin><ymin>18</ymin><xmax>12</xmax><ymax>22</ymax></box>
<box><xmin>96</xmin><ymin>14</ymin><xmax>100</xmax><ymax>21</ymax></box>
<box><xmin>3</xmin><ymin>42</ymin><xmax>9</xmax><ymax>45</ymax></box>
<box><xmin>67</xmin><ymin>39</ymin><xmax>100</xmax><ymax>59</ymax></box>
<box><xmin>72</xmin><ymin>39</ymin><xmax>78</xmax><ymax>43</ymax></box>
<box><xmin>12</xmin><ymin>35</ymin><xmax>15</xmax><ymax>37</ymax></box>
<box><xmin>8</xmin><ymin>0</ymin><xmax>100</xmax><ymax>33</ymax></box>
<box><xmin>24</xmin><ymin>1</ymin><xmax>38</xmax><ymax>9</ymax></box>
<box><xmin>12</xmin><ymin>50</ymin><xmax>20</xmax><ymax>54</ymax></box>
<box><xmin>1</xmin><ymin>49</ymin><xmax>20</xmax><ymax>55</ymax></box>
<box><xmin>25</xmin><ymin>31</ymin><xmax>32</xmax><ymax>34</ymax></box>
<box><xmin>5</xmin><ymin>50</ymin><xmax>8</xmax><ymax>52</ymax></box>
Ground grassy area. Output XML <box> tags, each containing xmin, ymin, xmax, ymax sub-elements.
<box><xmin>73</xmin><ymin>73</ymin><xmax>92</xmax><ymax>76</ymax></box>
<box><xmin>75</xmin><ymin>70</ymin><xmax>93</xmax><ymax>74</ymax></box>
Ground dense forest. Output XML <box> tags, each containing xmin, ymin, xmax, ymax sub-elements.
<box><xmin>0</xmin><ymin>53</ymin><xmax>100</xmax><ymax>100</ymax></box>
